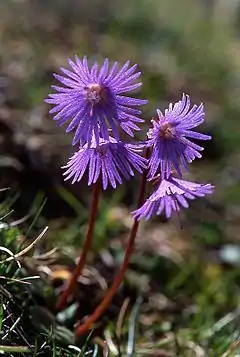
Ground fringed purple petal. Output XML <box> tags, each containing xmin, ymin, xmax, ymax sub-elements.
<box><xmin>132</xmin><ymin>175</ymin><xmax>214</xmax><ymax>220</ymax></box>
<box><xmin>46</xmin><ymin>57</ymin><xmax>147</xmax><ymax>145</ymax></box>
<box><xmin>147</xmin><ymin>93</ymin><xmax>211</xmax><ymax>178</ymax></box>
<box><xmin>63</xmin><ymin>137</ymin><xmax>147</xmax><ymax>190</ymax></box>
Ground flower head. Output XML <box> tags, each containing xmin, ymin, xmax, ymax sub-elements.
<box><xmin>45</xmin><ymin>56</ymin><xmax>147</xmax><ymax>146</ymax></box>
<box><xmin>132</xmin><ymin>174</ymin><xmax>214</xmax><ymax>220</ymax></box>
<box><xmin>63</xmin><ymin>136</ymin><xmax>148</xmax><ymax>190</ymax></box>
<box><xmin>147</xmin><ymin>93</ymin><xmax>211</xmax><ymax>179</ymax></box>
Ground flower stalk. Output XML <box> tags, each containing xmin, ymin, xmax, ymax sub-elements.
<box><xmin>56</xmin><ymin>180</ymin><xmax>101</xmax><ymax>311</ymax></box>
<box><xmin>75</xmin><ymin>149</ymin><xmax>149</xmax><ymax>336</ymax></box>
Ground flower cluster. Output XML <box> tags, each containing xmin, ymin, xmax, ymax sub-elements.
<box><xmin>46</xmin><ymin>56</ymin><xmax>214</xmax><ymax>220</ymax></box>
<box><xmin>132</xmin><ymin>93</ymin><xmax>214</xmax><ymax>220</ymax></box>
<box><xmin>46</xmin><ymin>56</ymin><xmax>148</xmax><ymax>189</ymax></box>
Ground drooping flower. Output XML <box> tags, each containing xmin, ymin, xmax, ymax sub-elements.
<box><xmin>63</xmin><ymin>136</ymin><xmax>148</xmax><ymax>190</ymax></box>
<box><xmin>147</xmin><ymin>93</ymin><xmax>211</xmax><ymax>180</ymax></box>
<box><xmin>132</xmin><ymin>174</ymin><xmax>214</xmax><ymax>220</ymax></box>
<box><xmin>45</xmin><ymin>56</ymin><xmax>147</xmax><ymax>146</ymax></box>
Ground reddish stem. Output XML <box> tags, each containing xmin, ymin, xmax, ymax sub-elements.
<box><xmin>56</xmin><ymin>181</ymin><xmax>101</xmax><ymax>311</ymax></box>
<box><xmin>75</xmin><ymin>154</ymin><xmax>149</xmax><ymax>336</ymax></box>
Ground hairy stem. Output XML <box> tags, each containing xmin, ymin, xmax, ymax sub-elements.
<box><xmin>56</xmin><ymin>181</ymin><xmax>101</xmax><ymax>311</ymax></box>
<box><xmin>75</xmin><ymin>153</ymin><xmax>149</xmax><ymax>336</ymax></box>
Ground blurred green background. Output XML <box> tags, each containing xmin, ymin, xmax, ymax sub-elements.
<box><xmin>1</xmin><ymin>0</ymin><xmax>240</xmax><ymax>355</ymax></box>
<box><xmin>0</xmin><ymin>0</ymin><xmax>239</xmax><ymax>243</ymax></box>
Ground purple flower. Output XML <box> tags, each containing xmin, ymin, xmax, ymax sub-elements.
<box><xmin>63</xmin><ymin>136</ymin><xmax>148</xmax><ymax>190</ymax></box>
<box><xmin>45</xmin><ymin>56</ymin><xmax>147</xmax><ymax>146</ymax></box>
<box><xmin>132</xmin><ymin>174</ymin><xmax>214</xmax><ymax>220</ymax></box>
<box><xmin>147</xmin><ymin>93</ymin><xmax>211</xmax><ymax>179</ymax></box>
